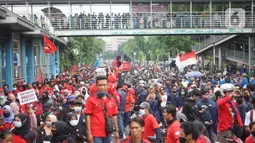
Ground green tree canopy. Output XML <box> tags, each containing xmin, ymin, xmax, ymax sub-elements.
<box><xmin>60</xmin><ymin>37</ymin><xmax>105</xmax><ymax>70</ymax></box>
<box><xmin>118</xmin><ymin>36</ymin><xmax>192</xmax><ymax>63</ymax></box>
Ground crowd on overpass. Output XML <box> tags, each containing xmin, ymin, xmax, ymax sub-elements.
<box><xmin>44</xmin><ymin>12</ymin><xmax>225</xmax><ymax>30</ymax></box>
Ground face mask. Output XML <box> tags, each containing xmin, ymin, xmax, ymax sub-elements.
<box><xmin>251</xmin><ymin>131</ymin><xmax>255</xmax><ymax>137</ymax></box>
<box><xmin>97</xmin><ymin>91</ymin><xmax>108</xmax><ymax>97</ymax></box>
<box><xmin>244</xmin><ymin>96</ymin><xmax>250</xmax><ymax>101</ymax></box>
<box><xmin>14</xmin><ymin>121</ymin><xmax>22</xmax><ymax>128</ymax></box>
<box><xmin>44</xmin><ymin>111</ymin><xmax>51</xmax><ymax>116</ymax></box>
<box><xmin>69</xmin><ymin>101</ymin><xmax>75</xmax><ymax>105</ymax></box>
<box><xmin>74</xmin><ymin>107</ymin><xmax>82</xmax><ymax>112</ymax></box>
<box><xmin>13</xmin><ymin>88</ymin><xmax>17</xmax><ymax>91</ymax></box>
<box><xmin>179</xmin><ymin>137</ymin><xmax>186</xmax><ymax>143</ymax></box>
<box><xmin>45</xmin><ymin>121</ymin><xmax>52</xmax><ymax>127</ymax></box>
<box><xmin>139</xmin><ymin>109</ymin><xmax>145</xmax><ymax>116</ymax></box>
<box><xmin>202</xmin><ymin>98</ymin><xmax>209</xmax><ymax>102</ymax></box>
<box><xmin>236</xmin><ymin>99</ymin><xmax>243</xmax><ymax>104</ymax></box>
<box><xmin>3</xmin><ymin>112</ymin><xmax>10</xmax><ymax>118</ymax></box>
<box><xmin>181</xmin><ymin>92</ymin><xmax>185</xmax><ymax>96</ymax></box>
<box><xmin>70</xmin><ymin>120</ymin><xmax>79</xmax><ymax>126</ymax></box>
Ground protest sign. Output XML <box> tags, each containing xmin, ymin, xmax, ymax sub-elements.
<box><xmin>17</xmin><ymin>89</ymin><xmax>38</xmax><ymax>105</ymax></box>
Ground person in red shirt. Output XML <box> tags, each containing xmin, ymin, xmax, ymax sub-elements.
<box><xmin>217</xmin><ymin>83</ymin><xmax>243</xmax><ymax>143</ymax></box>
<box><xmin>139</xmin><ymin>102</ymin><xmax>161</xmax><ymax>143</ymax></box>
<box><xmin>121</xmin><ymin>117</ymin><xmax>150</xmax><ymax>143</ymax></box>
<box><xmin>163</xmin><ymin>104</ymin><xmax>181</xmax><ymax>143</ymax></box>
<box><xmin>84</xmin><ymin>75</ymin><xmax>119</xmax><ymax>143</ymax></box>
<box><xmin>245</xmin><ymin>121</ymin><xmax>255</xmax><ymax>143</ymax></box>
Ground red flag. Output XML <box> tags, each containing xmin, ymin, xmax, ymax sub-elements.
<box><xmin>44</xmin><ymin>35</ymin><xmax>57</xmax><ymax>52</ymax></box>
<box><xmin>44</xmin><ymin>46</ymin><xmax>52</xmax><ymax>54</ymax></box>
<box><xmin>180</xmin><ymin>51</ymin><xmax>198</xmax><ymax>67</ymax></box>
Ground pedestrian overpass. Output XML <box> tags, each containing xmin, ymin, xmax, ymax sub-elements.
<box><xmin>1</xmin><ymin>0</ymin><xmax>255</xmax><ymax>72</ymax></box>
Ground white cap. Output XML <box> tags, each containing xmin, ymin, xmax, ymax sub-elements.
<box><xmin>95</xmin><ymin>68</ymin><xmax>107</xmax><ymax>77</ymax></box>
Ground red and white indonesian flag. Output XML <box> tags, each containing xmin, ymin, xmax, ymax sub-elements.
<box><xmin>180</xmin><ymin>51</ymin><xmax>198</xmax><ymax>67</ymax></box>
<box><xmin>176</xmin><ymin>51</ymin><xmax>198</xmax><ymax>71</ymax></box>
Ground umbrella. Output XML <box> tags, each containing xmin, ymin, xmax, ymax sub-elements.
<box><xmin>41</xmin><ymin>7</ymin><xmax>66</xmax><ymax>19</ymax></box>
<box><xmin>220</xmin><ymin>83</ymin><xmax>235</xmax><ymax>92</ymax></box>
<box><xmin>185</xmin><ymin>71</ymin><xmax>204</xmax><ymax>78</ymax></box>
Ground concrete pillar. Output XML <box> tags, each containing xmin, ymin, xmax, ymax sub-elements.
<box><xmin>21</xmin><ymin>36</ymin><xmax>27</xmax><ymax>83</ymax></box>
<box><xmin>56</xmin><ymin>45</ymin><xmax>60</xmax><ymax>74</ymax></box>
<box><xmin>46</xmin><ymin>55</ymin><xmax>50</xmax><ymax>80</ymax></box>
<box><xmin>28</xmin><ymin>40</ymin><xmax>34</xmax><ymax>83</ymax></box>
<box><xmin>130</xmin><ymin>1</ymin><xmax>133</xmax><ymax>28</ymax></box>
<box><xmin>6</xmin><ymin>32</ymin><xmax>13</xmax><ymax>90</ymax></box>
<box><xmin>249</xmin><ymin>36</ymin><xmax>255</xmax><ymax>73</ymax></box>
<box><xmin>39</xmin><ymin>39</ymin><xmax>43</xmax><ymax>83</ymax></box>
<box><xmin>201</xmin><ymin>55</ymin><xmax>205</xmax><ymax>69</ymax></box>
<box><xmin>218</xmin><ymin>47</ymin><xmax>222</xmax><ymax>70</ymax></box>
<box><xmin>213</xmin><ymin>45</ymin><xmax>216</xmax><ymax>65</ymax></box>
<box><xmin>51</xmin><ymin>53</ymin><xmax>56</xmax><ymax>78</ymax></box>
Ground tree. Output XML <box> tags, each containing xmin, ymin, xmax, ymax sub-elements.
<box><xmin>118</xmin><ymin>36</ymin><xmax>192</xmax><ymax>62</ymax></box>
<box><xmin>60</xmin><ymin>37</ymin><xmax>105</xmax><ymax>70</ymax></box>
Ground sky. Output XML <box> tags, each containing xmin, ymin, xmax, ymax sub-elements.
<box><xmin>4</xmin><ymin>4</ymin><xmax>130</xmax><ymax>17</ymax></box>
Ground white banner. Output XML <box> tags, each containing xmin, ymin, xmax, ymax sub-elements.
<box><xmin>17</xmin><ymin>89</ymin><xmax>38</xmax><ymax>105</ymax></box>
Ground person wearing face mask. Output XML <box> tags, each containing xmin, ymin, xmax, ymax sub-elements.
<box><xmin>121</xmin><ymin>117</ymin><xmax>150</xmax><ymax>143</ymax></box>
<box><xmin>67</xmin><ymin>114</ymin><xmax>87</xmax><ymax>143</ymax></box>
<box><xmin>245</xmin><ymin>97</ymin><xmax>255</xmax><ymax>133</ymax></box>
<box><xmin>50</xmin><ymin>121</ymin><xmax>73</xmax><ymax>143</ymax></box>
<box><xmin>3</xmin><ymin>84</ymin><xmax>9</xmax><ymax>97</ymax></box>
<box><xmin>236</xmin><ymin>94</ymin><xmax>248</xmax><ymax>126</ymax></box>
<box><xmin>59</xmin><ymin>95</ymin><xmax>77</xmax><ymax>122</ymax></box>
<box><xmin>1</xmin><ymin>105</ymin><xmax>14</xmax><ymax>130</ymax></box>
<box><xmin>177</xmin><ymin>121</ymin><xmax>205</xmax><ymax>143</ymax></box>
<box><xmin>39</xmin><ymin>103</ymin><xmax>53</xmax><ymax>124</ymax></box>
<box><xmin>167</xmin><ymin>85</ymin><xmax>181</xmax><ymax>108</ymax></box>
<box><xmin>164</xmin><ymin>104</ymin><xmax>181</xmax><ymax>143</ymax></box>
<box><xmin>42</xmin><ymin>115</ymin><xmax>58</xmax><ymax>142</ymax></box>
<box><xmin>39</xmin><ymin>91</ymin><xmax>53</xmax><ymax>106</ymax></box>
<box><xmin>12</xmin><ymin>84</ymin><xmax>19</xmax><ymax>96</ymax></box>
<box><xmin>146</xmin><ymin>88</ymin><xmax>161</xmax><ymax>123</ymax></box>
<box><xmin>84</xmin><ymin>76</ymin><xmax>119</xmax><ymax>143</ymax></box>
<box><xmin>245</xmin><ymin>121</ymin><xmax>255</xmax><ymax>143</ymax></box>
<box><xmin>196</xmin><ymin>89</ymin><xmax>216</xmax><ymax>143</ymax></box>
<box><xmin>70</xmin><ymin>100</ymin><xmax>85</xmax><ymax>125</ymax></box>
<box><xmin>139</xmin><ymin>102</ymin><xmax>161</xmax><ymax>143</ymax></box>
<box><xmin>11</xmin><ymin>113</ymin><xmax>38</xmax><ymax>143</ymax></box>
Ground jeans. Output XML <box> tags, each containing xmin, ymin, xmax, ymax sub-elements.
<box><xmin>94</xmin><ymin>135</ymin><xmax>112</xmax><ymax>143</ymax></box>
<box><xmin>118</xmin><ymin>111</ymin><xmax>125</xmax><ymax>139</ymax></box>
<box><xmin>124</xmin><ymin>111</ymin><xmax>131</xmax><ymax>127</ymax></box>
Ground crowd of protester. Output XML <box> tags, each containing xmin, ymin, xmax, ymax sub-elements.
<box><xmin>48</xmin><ymin>12</ymin><xmax>223</xmax><ymax>30</ymax></box>
<box><xmin>1</xmin><ymin>59</ymin><xmax>255</xmax><ymax>143</ymax></box>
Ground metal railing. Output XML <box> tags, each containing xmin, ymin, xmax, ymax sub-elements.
<box><xmin>192</xmin><ymin>35</ymin><xmax>230</xmax><ymax>51</ymax></box>
<box><xmin>20</xmin><ymin>11</ymin><xmax>253</xmax><ymax>31</ymax></box>
<box><xmin>225</xmin><ymin>49</ymin><xmax>249</xmax><ymax>62</ymax></box>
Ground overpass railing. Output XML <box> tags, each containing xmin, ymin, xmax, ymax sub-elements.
<box><xmin>22</xmin><ymin>11</ymin><xmax>253</xmax><ymax>30</ymax></box>
<box><xmin>192</xmin><ymin>35</ymin><xmax>230</xmax><ymax>51</ymax></box>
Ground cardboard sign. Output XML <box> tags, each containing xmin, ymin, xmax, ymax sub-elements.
<box><xmin>17</xmin><ymin>89</ymin><xmax>38</xmax><ymax>105</ymax></box>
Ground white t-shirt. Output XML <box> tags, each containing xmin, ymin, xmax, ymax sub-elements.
<box><xmin>161</xmin><ymin>94</ymin><xmax>168</xmax><ymax>108</ymax></box>
<box><xmin>245</xmin><ymin>109</ymin><xmax>255</xmax><ymax>126</ymax></box>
